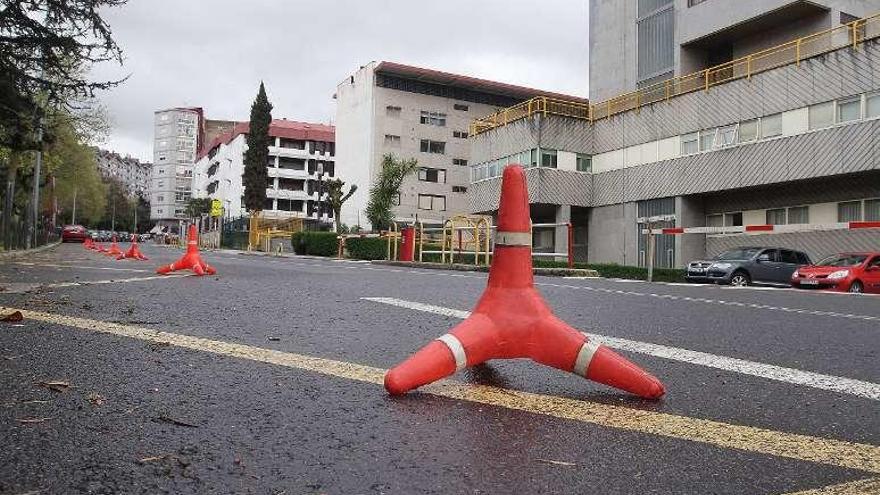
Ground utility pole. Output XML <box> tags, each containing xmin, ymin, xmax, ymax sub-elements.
<box><xmin>29</xmin><ymin>125</ymin><xmax>43</xmax><ymax>248</ymax></box>
<box><xmin>111</xmin><ymin>198</ymin><xmax>116</xmax><ymax>232</ymax></box>
<box><xmin>71</xmin><ymin>188</ymin><xmax>77</xmax><ymax>225</ymax></box>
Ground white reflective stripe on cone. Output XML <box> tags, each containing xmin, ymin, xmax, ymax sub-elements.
<box><xmin>495</xmin><ymin>231</ymin><xmax>531</xmax><ymax>247</ymax></box>
<box><xmin>573</xmin><ymin>339</ymin><xmax>601</xmax><ymax>376</ymax></box>
<box><xmin>436</xmin><ymin>333</ymin><xmax>468</xmax><ymax>371</ymax></box>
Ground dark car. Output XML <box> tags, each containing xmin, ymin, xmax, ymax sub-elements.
<box><xmin>791</xmin><ymin>252</ymin><xmax>880</xmax><ymax>294</ymax></box>
<box><xmin>61</xmin><ymin>224</ymin><xmax>89</xmax><ymax>242</ymax></box>
<box><xmin>687</xmin><ymin>247</ymin><xmax>811</xmax><ymax>286</ymax></box>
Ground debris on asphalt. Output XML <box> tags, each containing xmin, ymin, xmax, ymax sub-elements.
<box><xmin>536</xmin><ymin>458</ymin><xmax>577</xmax><ymax>467</ymax></box>
<box><xmin>36</xmin><ymin>380</ymin><xmax>70</xmax><ymax>392</ymax></box>
<box><xmin>17</xmin><ymin>417</ymin><xmax>53</xmax><ymax>424</ymax></box>
<box><xmin>138</xmin><ymin>454</ymin><xmax>169</xmax><ymax>464</ymax></box>
<box><xmin>155</xmin><ymin>415</ymin><xmax>199</xmax><ymax>428</ymax></box>
<box><xmin>1</xmin><ymin>310</ymin><xmax>23</xmax><ymax>322</ymax></box>
<box><xmin>266</xmin><ymin>336</ymin><xmax>281</xmax><ymax>342</ymax></box>
<box><xmin>86</xmin><ymin>392</ymin><xmax>106</xmax><ymax>406</ymax></box>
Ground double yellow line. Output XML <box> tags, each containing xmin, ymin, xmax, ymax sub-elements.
<box><xmin>5</xmin><ymin>305</ymin><xmax>879</xmax><ymax>494</ymax></box>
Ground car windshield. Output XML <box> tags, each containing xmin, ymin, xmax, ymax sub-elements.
<box><xmin>815</xmin><ymin>254</ymin><xmax>868</xmax><ymax>267</ymax></box>
<box><xmin>715</xmin><ymin>248</ymin><xmax>761</xmax><ymax>260</ymax></box>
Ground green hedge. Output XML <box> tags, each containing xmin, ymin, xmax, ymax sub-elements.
<box><xmin>533</xmin><ymin>260</ymin><xmax>685</xmax><ymax>282</ymax></box>
<box><xmin>346</xmin><ymin>237</ymin><xmax>389</xmax><ymax>260</ymax></box>
<box><xmin>291</xmin><ymin>231</ymin><xmax>338</xmax><ymax>257</ymax></box>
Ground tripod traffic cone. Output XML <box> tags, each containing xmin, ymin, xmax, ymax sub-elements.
<box><xmin>84</xmin><ymin>238</ymin><xmax>93</xmax><ymax>250</ymax></box>
<box><xmin>94</xmin><ymin>242</ymin><xmax>107</xmax><ymax>253</ymax></box>
<box><xmin>117</xmin><ymin>233</ymin><xmax>148</xmax><ymax>261</ymax></box>
<box><xmin>385</xmin><ymin>165</ymin><xmax>665</xmax><ymax>399</ymax></box>
<box><xmin>156</xmin><ymin>224</ymin><xmax>215</xmax><ymax>276</ymax></box>
<box><xmin>105</xmin><ymin>235</ymin><xmax>123</xmax><ymax>257</ymax></box>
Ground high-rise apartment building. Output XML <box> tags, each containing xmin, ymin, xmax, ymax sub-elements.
<box><xmin>94</xmin><ymin>148</ymin><xmax>151</xmax><ymax>198</ymax></box>
<box><xmin>192</xmin><ymin>119</ymin><xmax>335</xmax><ymax>224</ymax></box>
<box><xmin>151</xmin><ymin>107</ymin><xmax>202</xmax><ymax>228</ymax></box>
<box><xmin>334</xmin><ymin>61</ymin><xmax>585</xmax><ymax>228</ymax></box>
<box><xmin>469</xmin><ymin>4</ymin><xmax>880</xmax><ymax>268</ymax></box>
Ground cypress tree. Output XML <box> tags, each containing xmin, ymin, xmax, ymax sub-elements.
<box><xmin>242</xmin><ymin>82</ymin><xmax>273</xmax><ymax>213</ymax></box>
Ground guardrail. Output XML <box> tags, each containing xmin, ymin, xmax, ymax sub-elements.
<box><xmin>470</xmin><ymin>12</ymin><xmax>880</xmax><ymax>136</ymax></box>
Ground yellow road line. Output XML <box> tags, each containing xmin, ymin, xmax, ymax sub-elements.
<box><xmin>781</xmin><ymin>478</ymin><xmax>880</xmax><ymax>494</ymax></box>
<box><xmin>5</xmin><ymin>304</ymin><xmax>880</xmax><ymax>477</ymax></box>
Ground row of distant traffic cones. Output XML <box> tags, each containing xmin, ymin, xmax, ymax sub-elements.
<box><xmin>83</xmin><ymin>225</ymin><xmax>214</xmax><ymax>276</ymax></box>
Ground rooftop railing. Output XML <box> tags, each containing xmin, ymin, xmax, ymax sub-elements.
<box><xmin>470</xmin><ymin>12</ymin><xmax>880</xmax><ymax>136</ymax></box>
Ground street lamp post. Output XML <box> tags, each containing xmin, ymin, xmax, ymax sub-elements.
<box><xmin>316</xmin><ymin>163</ymin><xmax>324</xmax><ymax>227</ymax></box>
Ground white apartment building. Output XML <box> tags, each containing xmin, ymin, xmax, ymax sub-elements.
<box><xmin>192</xmin><ymin>119</ymin><xmax>335</xmax><ymax>223</ymax></box>
<box><xmin>151</xmin><ymin>107</ymin><xmax>202</xmax><ymax>228</ymax></box>
<box><xmin>334</xmin><ymin>61</ymin><xmax>585</xmax><ymax>229</ymax></box>
<box><xmin>94</xmin><ymin>148</ymin><xmax>151</xmax><ymax>198</ymax></box>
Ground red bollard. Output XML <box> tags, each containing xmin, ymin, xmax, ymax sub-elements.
<box><xmin>400</xmin><ymin>227</ymin><xmax>415</xmax><ymax>262</ymax></box>
<box><xmin>384</xmin><ymin>165</ymin><xmax>665</xmax><ymax>399</ymax></box>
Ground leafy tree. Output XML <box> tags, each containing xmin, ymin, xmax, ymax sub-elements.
<box><xmin>365</xmin><ymin>154</ymin><xmax>417</xmax><ymax>231</ymax></box>
<box><xmin>134</xmin><ymin>194</ymin><xmax>150</xmax><ymax>233</ymax></box>
<box><xmin>325</xmin><ymin>178</ymin><xmax>357</xmax><ymax>233</ymax></box>
<box><xmin>96</xmin><ymin>178</ymin><xmax>133</xmax><ymax>231</ymax></box>
<box><xmin>44</xmin><ymin>116</ymin><xmax>106</xmax><ymax>226</ymax></box>
<box><xmin>242</xmin><ymin>82</ymin><xmax>272</xmax><ymax>214</ymax></box>
<box><xmin>0</xmin><ymin>0</ymin><xmax>126</xmax><ymax>152</ymax></box>
<box><xmin>185</xmin><ymin>197</ymin><xmax>212</xmax><ymax>218</ymax></box>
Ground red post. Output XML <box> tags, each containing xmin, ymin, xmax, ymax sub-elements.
<box><xmin>401</xmin><ymin>227</ymin><xmax>415</xmax><ymax>262</ymax></box>
<box><xmin>567</xmin><ymin>222</ymin><xmax>574</xmax><ymax>269</ymax></box>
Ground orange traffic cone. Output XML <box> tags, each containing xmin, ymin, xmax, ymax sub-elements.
<box><xmin>84</xmin><ymin>238</ymin><xmax>93</xmax><ymax>250</ymax></box>
<box><xmin>156</xmin><ymin>225</ymin><xmax>215</xmax><ymax>276</ymax></box>
<box><xmin>384</xmin><ymin>165</ymin><xmax>665</xmax><ymax>399</ymax></box>
<box><xmin>105</xmin><ymin>235</ymin><xmax>123</xmax><ymax>257</ymax></box>
<box><xmin>94</xmin><ymin>242</ymin><xmax>107</xmax><ymax>253</ymax></box>
<box><xmin>117</xmin><ymin>233</ymin><xmax>148</xmax><ymax>261</ymax></box>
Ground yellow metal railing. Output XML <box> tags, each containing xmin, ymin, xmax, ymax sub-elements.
<box><xmin>470</xmin><ymin>12</ymin><xmax>880</xmax><ymax>136</ymax></box>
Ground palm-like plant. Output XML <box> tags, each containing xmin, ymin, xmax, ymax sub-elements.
<box><xmin>365</xmin><ymin>154</ymin><xmax>417</xmax><ymax>231</ymax></box>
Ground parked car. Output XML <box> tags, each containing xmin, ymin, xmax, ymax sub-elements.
<box><xmin>791</xmin><ymin>252</ymin><xmax>880</xmax><ymax>294</ymax></box>
<box><xmin>61</xmin><ymin>224</ymin><xmax>89</xmax><ymax>243</ymax></box>
<box><xmin>687</xmin><ymin>247</ymin><xmax>811</xmax><ymax>286</ymax></box>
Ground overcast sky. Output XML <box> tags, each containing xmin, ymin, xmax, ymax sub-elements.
<box><xmin>91</xmin><ymin>0</ymin><xmax>590</xmax><ymax>162</ymax></box>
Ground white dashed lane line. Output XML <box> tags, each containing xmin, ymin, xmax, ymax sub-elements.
<box><xmin>363</xmin><ymin>297</ymin><xmax>880</xmax><ymax>401</ymax></box>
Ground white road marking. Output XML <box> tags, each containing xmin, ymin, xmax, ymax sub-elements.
<box><xmin>11</xmin><ymin>261</ymin><xmax>149</xmax><ymax>273</ymax></box>
<box><xmin>363</xmin><ymin>297</ymin><xmax>880</xmax><ymax>401</ymax></box>
<box><xmin>47</xmin><ymin>274</ymin><xmax>191</xmax><ymax>288</ymax></box>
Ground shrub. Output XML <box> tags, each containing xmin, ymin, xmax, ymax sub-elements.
<box><xmin>533</xmin><ymin>259</ymin><xmax>685</xmax><ymax>282</ymax></box>
<box><xmin>291</xmin><ymin>231</ymin><xmax>338</xmax><ymax>257</ymax></box>
<box><xmin>346</xmin><ymin>237</ymin><xmax>389</xmax><ymax>260</ymax></box>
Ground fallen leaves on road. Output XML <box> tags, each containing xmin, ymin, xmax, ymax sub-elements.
<box><xmin>86</xmin><ymin>392</ymin><xmax>106</xmax><ymax>406</ymax></box>
<box><xmin>17</xmin><ymin>417</ymin><xmax>52</xmax><ymax>424</ymax></box>
<box><xmin>36</xmin><ymin>380</ymin><xmax>70</xmax><ymax>392</ymax></box>
<box><xmin>138</xmin><ymin>454</ymin><xmax>169</xmax><ymax>463</ymax></box>
<box><xmin>155</xmin><ymin>415</ymin><xmax>199</xmax><ymax>428</ymax></box>
<box><xmin>536</xmin><ymin>458</ymin><xmax>577</xmax><ymax>467</ymax></box>
<box><xmin>1</xmin><ymin>311</ymin><xmax>23</xmax><ymax>322</ymax></box>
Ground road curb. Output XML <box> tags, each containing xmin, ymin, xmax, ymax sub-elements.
<box><xmin>371</xmin><ymin>260</ymin><xmax>599</xmax><ymax>278</ymax></box>
<box><xmin>0</xmin><ymin>240</ymin><xmax>62</xmax><ymax>260</ymax></box>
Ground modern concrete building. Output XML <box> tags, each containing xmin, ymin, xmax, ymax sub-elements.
<box><xmin>94</xmin><ymin>148</ymin><xmax>151</xmax><ymax>198</ymax></box>
<box><xmin>151</xmin><ymin>107</ymin><xmax>202</xmax><ymax>228</ymax></box>
<box><xmin>469</xmin><ymin>8</ymin><xmax>880</xmax><ymax>268</ymax></box>
<box><xmin>192</xmin><ymin>119</ymin><xmax>335</xmax><ymax>224</ymax></box>
<box><xmin>334</xmin><ymin>61</ymin><xmax>586</xmax><ymax>229</ymax></box>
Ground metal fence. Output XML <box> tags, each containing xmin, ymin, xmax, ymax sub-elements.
<box><xmin>470</xmin><ymin>12</ymin><xmax>880</xmax><ymax>136</ymax></box>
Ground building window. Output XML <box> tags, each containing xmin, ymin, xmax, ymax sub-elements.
<box><xmin>453</xmin><ymin>103</ymin><xmax>469</xmax><ymax>111</ymax></box>
<box><xmin>809</xmin><ymin>101</ymin><xmax>835</xmax><ymax>130</ymax></box>
<box><xmin>419</xmin><ymin>111</ymin><xmax>447</xmax><ymax>127</ymax></box>
<box><xmin>838</xmin><ymin>201</ymin><xmax>862</xmax><ymax>222</ymax></box>
<box><xmin>417</xmin><ymin>194</ymin><xmax>446</xmax><ymax>211</ymax></box>
<box><xmin>837</xmin><ymin>96</ymin><xmax>861</xmax><ymax>123</ymax></box>
<box><xmin>157</xmin><ymin>209</ymin><xmax>163</xmax><ymax>214</ymax></box>
<box><xmin>452</xmin><ymin>186</ymin><xmax>467</xmax><ymax>193</ymax></box>
<box><xmin>766</xmin><ymin>208</ymin><xmax>786</xmax><ymax>225</ymax></box>
<box><xmin>453</xmin><ymin>158</ymin><xmax>468</xmax><ymax>166</ymax></box>
<box><xmin>787</xmin><ymin>206</ymin><xmax>809</xmax><ymax>224</ymax></box>
<box><xmin>420</xmin><ymin>139</ymin><xmax>445</xmax><ymax>154</ymax></box>
<box><xmin>761</xmin><ymin>113</ymin><xmax>782</xmax><ymax>138</ymax></box>
<box><xmin>453</xmin><ymin>130</ymin><xmax>469</xmax><ymax>139</ymax></box>
<box><xmin>724</xmin><ymin>212</ymin><xmax>742</xmax><ymax>227</ymax></box>
<box><xmin>739</xmin><ymin>120</ymin><xmax>758</xmax><ymax>142</ymax></box>
<box><xmin>384</xmin><ymin>134</ymin><xmax>401</xmax><ymax>146</ymax></box>
<box><xmin>681</xmin><ymin>133</ymin><xmax>698</xmax><ymax>155</ymax></box>
<box><xmin>688</xmin><ymin>0</ymin><xmax>709</xmax><ymax>5</ymax></box>
<box><xmin>386</xmin><ymin>105</ymin><xmax>402</xmax><ymax>117</ymax></box>
<box><xmin>867</xmin><ymin>92</ymin><xmax>880</xmax><ymax>118</ymax></box>
<box><xmin>540</xmin><ymin>148</ymin><xmax>557</xmax><ymax>168</ymax></box>
<box><xmin>418</xmin><ymin>167</ymin><xmax>446</xmax><ymax>183</ymax></box>
<box><xmin>715</xmin><ymin>125</ymin><xmax>737</xmax><ymax>147</ymax></box>
<box><xmin>706</xmin><ymin>214</ymin><xmax>723</xmax><ymax>227</ymax></box>
<box><xmin>865</xmin><ymin>199</ymin><xmax>880</xmax><ymax>221</ymax></box>
<box><xmin>576</xmin><ymin>153</ymin><xmax>592</xmax><ymax>172</ymax></box>
<box><xmin>156</xmin><ymin>195</ymin><xmax>164</xmax><ymax>202</ymax></box>
<box><xmin>699</xmin><ymin>130</ymin><xmax>714</xmax><ymax>151</ymax></box>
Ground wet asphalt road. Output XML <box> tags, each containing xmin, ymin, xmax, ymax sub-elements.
<box><xmin>0</xmin><ymin>243</ymin><xmax>878</xmax><ymax>494</ymax></box>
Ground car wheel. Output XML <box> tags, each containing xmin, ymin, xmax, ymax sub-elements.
<box><xmin>848</xmin><ymin>280</ymin><xmax>864</xmax><ymax>294</ymax></box>
<box><xmin>729</xmin><ymin>271</ymin><xmax>750</xmax><ymax>287</ymax></box>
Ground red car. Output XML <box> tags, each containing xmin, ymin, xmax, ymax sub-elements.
<box><xmin>790</xmin><ymin>252</ymin><xmax>880</xmax><ymax>294</ymax></box>
<box><xmin>61</xmin><ymin>224</ymin><xmax>89</xmax><ymax>243</ymax></box>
